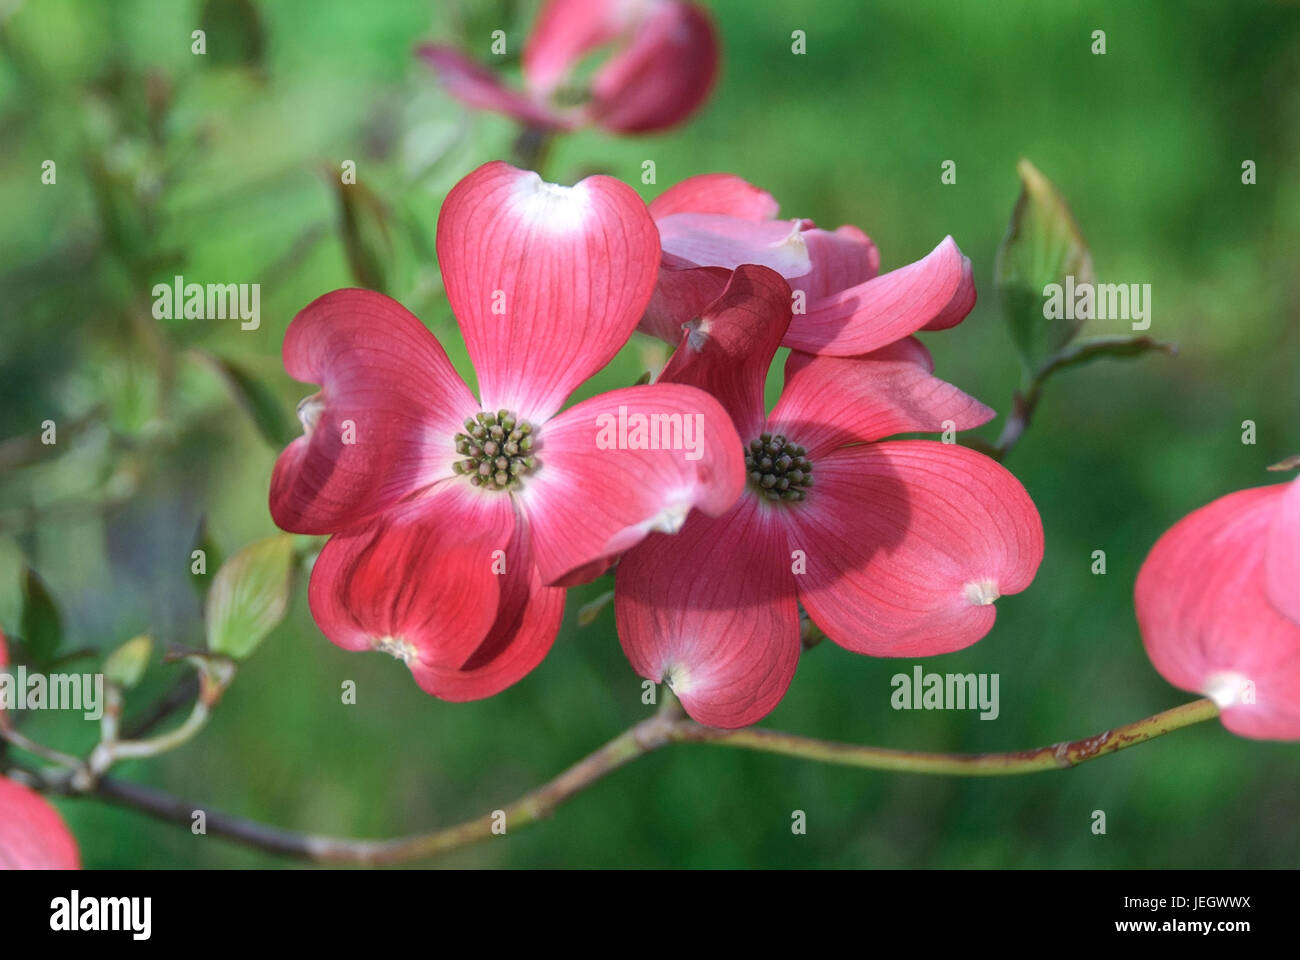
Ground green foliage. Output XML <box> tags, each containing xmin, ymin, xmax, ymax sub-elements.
<box><xmin>199</xmin><ymin>0</ymin><xmax>266</xmax><ymax>71</ymax></box>
<box><xmin>205</xmin><ymin>535</ymin><xmax>295</xmax><ymax>660</ymax></box>
<box><xmin>193</xmin><ymin>350</ymin><xmax>298</xmax><ymax>448</ymax></box>
<box><xmin>19</xmin><ymin>567</ymin><xmax>62</xmax><ymax>668</ymax></box>
<box><xmin>997</xmin><ymin>159</ymin><xmax>1095</xmax><ymax>376</ymax></box>
<box><xmin>333</xmin><ymin>176</ymin><xmax>395</xmax><ymax>294</ymax></box>
<box><xmin>104</xmin><ymin>634</ymin><xmax>153</xmax><ymax>689</ymax></box>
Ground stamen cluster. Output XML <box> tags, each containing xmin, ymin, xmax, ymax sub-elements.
<box><xmin>746</xmin><ymin>433</ymin><xmax>813</xmax><ymax>502</ymax></box>
<box><xmin>454</xmin><ymin>410</ymin><xmax>537</xmax><ymax>490</ymax></box>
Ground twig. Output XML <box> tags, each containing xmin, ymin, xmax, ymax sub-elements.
<box><xmin>511</xmin><ymin>125</ymin><xmax>554</xmax><ymax>176</ymax></box>
<box><xmin>76</xmin><ymin>697</ymin><xmax>1218</xmax><ymax>865</ymax></box>
<box><xmin>991</xmin><ymin>335</ymin><xmax>1176</xmax><ymax>462</ymax></box>
<box><xmin>0</xmin><ymin>725</ymin><xmax>84</xmax><ymax>770</ymax></box>
<box><xmin>670</xmin><ymin>698</ymin><xmax>1219</xmax><ymax>775</ymax></box>
<box><xmin>92</xmin><ymin>695</ymin><xmax>687</xmax><ymax>865</ymax></box>
<box><xmin>122</xmin><ymin>674</ymin><xmax>200</xmax><ymax>740</ymax></box>
<box><xmin>992</xmin><ymin>383</ymin><xmax>1041</xmax><ymax>462</ymax></box>
<box><xmin>0</xmin><ymin>406</ymin><xmax>104</xmax><ymax>472</ymax></box>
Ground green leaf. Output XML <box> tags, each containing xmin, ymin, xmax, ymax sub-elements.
<box><xmin>199</xmin><ymin>0</ymin><xmax>266</xmax><ymax>71</ymax></box>
<box><xmin>105</xmin><ymin>635</ymin><xmax>153</xmax><ymax>689</ymax></box>
<box><xmin>189</xmin><ymin>514</ymin><xmax>225</xmax><ymax>595</ymax></box>
<box><xmin>97</xmin><ymin>351</ymin><xmax>161</xmax><ymax>437</ymax></box>
<box><xmin>206</xmin><ymin>535</ymin><xmax>295</xmax><ymax>660</ymax></box>
<box><xmin>19</xmin><ymin>566</ymin><xmax>62</xmax><ymax>667</ymax></box>
<box><xmin>333</xmin><ymin>176</ymin><xmax>394</xmax><ymax>294</ymax></box>
<box><xmin>996</xmin><ymin>159</ymin><xmax>1095</xmax><ymax>375</ymax></box>
<box><xmin>195</xmin><ymin>350</ymin><xmax>297</xmax><ymax>448</ymax></box>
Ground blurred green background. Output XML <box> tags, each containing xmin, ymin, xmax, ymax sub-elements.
<box><xmin>2</xmin><ymin>0</ymin><xmax>1298</xmax><ymax>868</ymax></box>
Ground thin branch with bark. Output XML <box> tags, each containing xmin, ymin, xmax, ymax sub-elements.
<box><xmin>73</xmin><ymin>696</ymin><xmax>1219</xmax><ymax>865</ymax></box>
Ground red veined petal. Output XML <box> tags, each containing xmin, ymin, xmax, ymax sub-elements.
<box><xmin>409</xmin><ymin>514</ymin><xmax>565</xmax><ymax>701</ymax></box>
<box><xmin>782</xmin><ymin>236</ymin><xmax>972</xmax><ymax>355</ymax></box>
<box><xmin>1266</xmin><ymin>475</ymin><xmax>1300</xmax><ymax>626</ymax></box>
<box><xmin>649</xmin><ymin>173</ymin><xmax>780</xmax><ymax>221</ymax></box>
<box><xmin>588</xmin><ymin>0</ymin><xmax>718</xmax><ymax>133</ymax></box>
<box><xmin>790</xmin><ymin>440</ymin><xmax>1044</xmax><ymax>656</ymax></box>
<box><xmin>417</xmin><ymin>45</ymin><xmax>565</xmax><ymax>129</ymax></box>
<box><xmin>307</xmin><ymin>488</ymin><xmax>514</xmax><ymax>678</ymax></box>
<box><xmin>657</xmin><ymin>264</ymin><xmax>792</xmax><ymax>441</ymax></box>
<box><xmin>269</xmin><ymin>289</ymin><xmax>477</xmax><ymax>535</ymax></box>
<box><xmin>922</xmin><ymin>250</ymin><xmax>976</xmax><ymax>330</ymax></box>
<box><xmin>1136</xmin><ymin>484</ymin><xmax>1300</xmax><ymax>740</ymax></box>
<box><xmin>522</xmin><ymin>0</ymin><xmax>625</xmax><ymax>97</ymax></box>
<box><xmin>521</xmin><ymin>383</ymin><xmax>745</xmax><ymax>585</ymax></box>
<box><xmin>615</xmin><ymin>496</ymin><xmax>800</xmax><ymax>728</ymax></box>
<box><xmin>769</xmin><ymin>339</ymin><xmax>995</xmax><ymax>457</ymax></box>
<box><xmin>0</xmin><ymin>777</ymin><xmax>80</xmax><ymax>870</ymax></box>
<box><xmin>640</xmin><ymin>219</ymin><xmax>880</xmax><ymax>345</ymax></box>
<box><xmin>790</xmin><ymin>224</ymin><xmax>880</xmax><ymax>300</ymax></box>
<box><xmin>437</xmin><ymin>161</ymin><xmax>660</xmax><ymax>421</ymax></box>
<box><xmin>640</xmin><ymin>257</ymin><xmax>731</xmax><ymax>344</ymax></box>
<box><xmin>656</xmin><ymin>213</ymin><xmax>812</xmax><ymax>278</ymax></box>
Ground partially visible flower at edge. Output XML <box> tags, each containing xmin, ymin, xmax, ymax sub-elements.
<box><xmin>1136</xmin><ymin>474</ymin><xmax>1300</xmax><ymax>740</ymax></box>
<box><xmin>640</xmin><ymin>173</ymin><xmax>977</xmax><ymax>356</ymax></box>
<box><xmin>268</xmin><ymin>161</ymin><xmax>744</xmax><ymax>701</ymax></box>
<box><xmin>0</xmin><ymin>775</ymin><xmax>81</xmax><ymax>870</ymax></box>
<box><xmin>615</xmin><ymin>263</ymin><xmax>1045</xmax><ymax>728</ymax></box>
<box><xmin>419</xmin><ymin>0</ymin><xmax>718</xmax><ymax>135</ymax></box>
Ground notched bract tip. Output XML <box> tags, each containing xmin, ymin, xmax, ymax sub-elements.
<box><xmin>964</xmin><ymin>579</ymin><xmax>1001</xmax><ymax>606</ymax></box>
<box><xmin>296</xmin><ymin>392</ymin><xmax>326</xmax><ymax>435</ymax></box>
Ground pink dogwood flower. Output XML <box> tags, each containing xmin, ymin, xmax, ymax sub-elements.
<box><xmin>269</xmin><ymin>161</ymin><xmax>744</xmax><ymax>700</ymax></box>
<box><xmin>420</xmin><ymin>0</ymin><xmax>718</xmax><ymax>135</ymax></box>
<box><xmin>1136</xmin><ymin>474</ymin><xmax>1300</xmax><ymax>740</ymax></box>
<box><xmin>640</xmin><ymin>173</ymin><xmax>977</xmax><ymax>355</ymax></box>
<box><xmin>616</xmin><ymin>264</ymin><xmax>1044</xmax><ymax>728</ymax></box>
<box><xmin>0</xmin><ymin>776</ymin><xmax>80</xmax><ymax>869</ymax></box>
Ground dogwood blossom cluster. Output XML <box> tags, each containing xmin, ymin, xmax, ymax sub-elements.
<box><xmin>267</xmin><ymin>161</ymin><xmax>1045</xmax><ymax>727</ymax></box>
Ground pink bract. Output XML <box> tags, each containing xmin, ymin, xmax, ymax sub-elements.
<box><xmin>615</xmin><ymin>264</ymin><xmax>1044</xmax><ymax>728</ymax></box>
<box><xmin>269</xmin><ymin>161</ymin><xmax>744</xmax><ymax>700</ymax></box>
<box><xmin>420</xmin><ymin>0</ymin><xmax>718</xmax><ymax>135</ymax></box>
<box><xmin>0</xmin><ymin>776</ymin><xmax>80</xmax><ymax>870</ymax></box>
<box><xmin>1136</xmin><ymin>476</ymin><xmax>1300</xmax><ymax>740</ymax></box>
<box><xmin>641</xmin><ymin>173</ymin><xmax>977</xmax><ymax>356</ymax></box>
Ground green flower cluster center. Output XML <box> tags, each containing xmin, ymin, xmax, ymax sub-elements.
<box><xmin>454</xmin><ymin>410</ymin><xmax>537</xmax><ymax>491</ymax></box>
<box><xmin>746</xmin><ymin>432</ymin><xmax>813</xmax><ymax>503</ymax></box>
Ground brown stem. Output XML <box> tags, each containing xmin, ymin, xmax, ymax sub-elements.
<box><xmin>77</xmin><ymin>697</ymin><xmax>1217</xmax><ymax>865</ymax></box>
<box><xmin>511</xmin><ymin>125</ymin><xmax>555</xmax><ymax>175</ymax></box>
<box><xmin>992</xmin><ymin>383</ymin><xmax>1042</xmax><ymax>462</ymax></box>
<box><xmin>669</xmin><ymin>698</ymin><xmax>1219</xmax><ymax>775</ymax></box>
<box><xmin>91</xmin><ymin>697</ymin><xmax>685</xmax><ymax>865</ymax></box>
